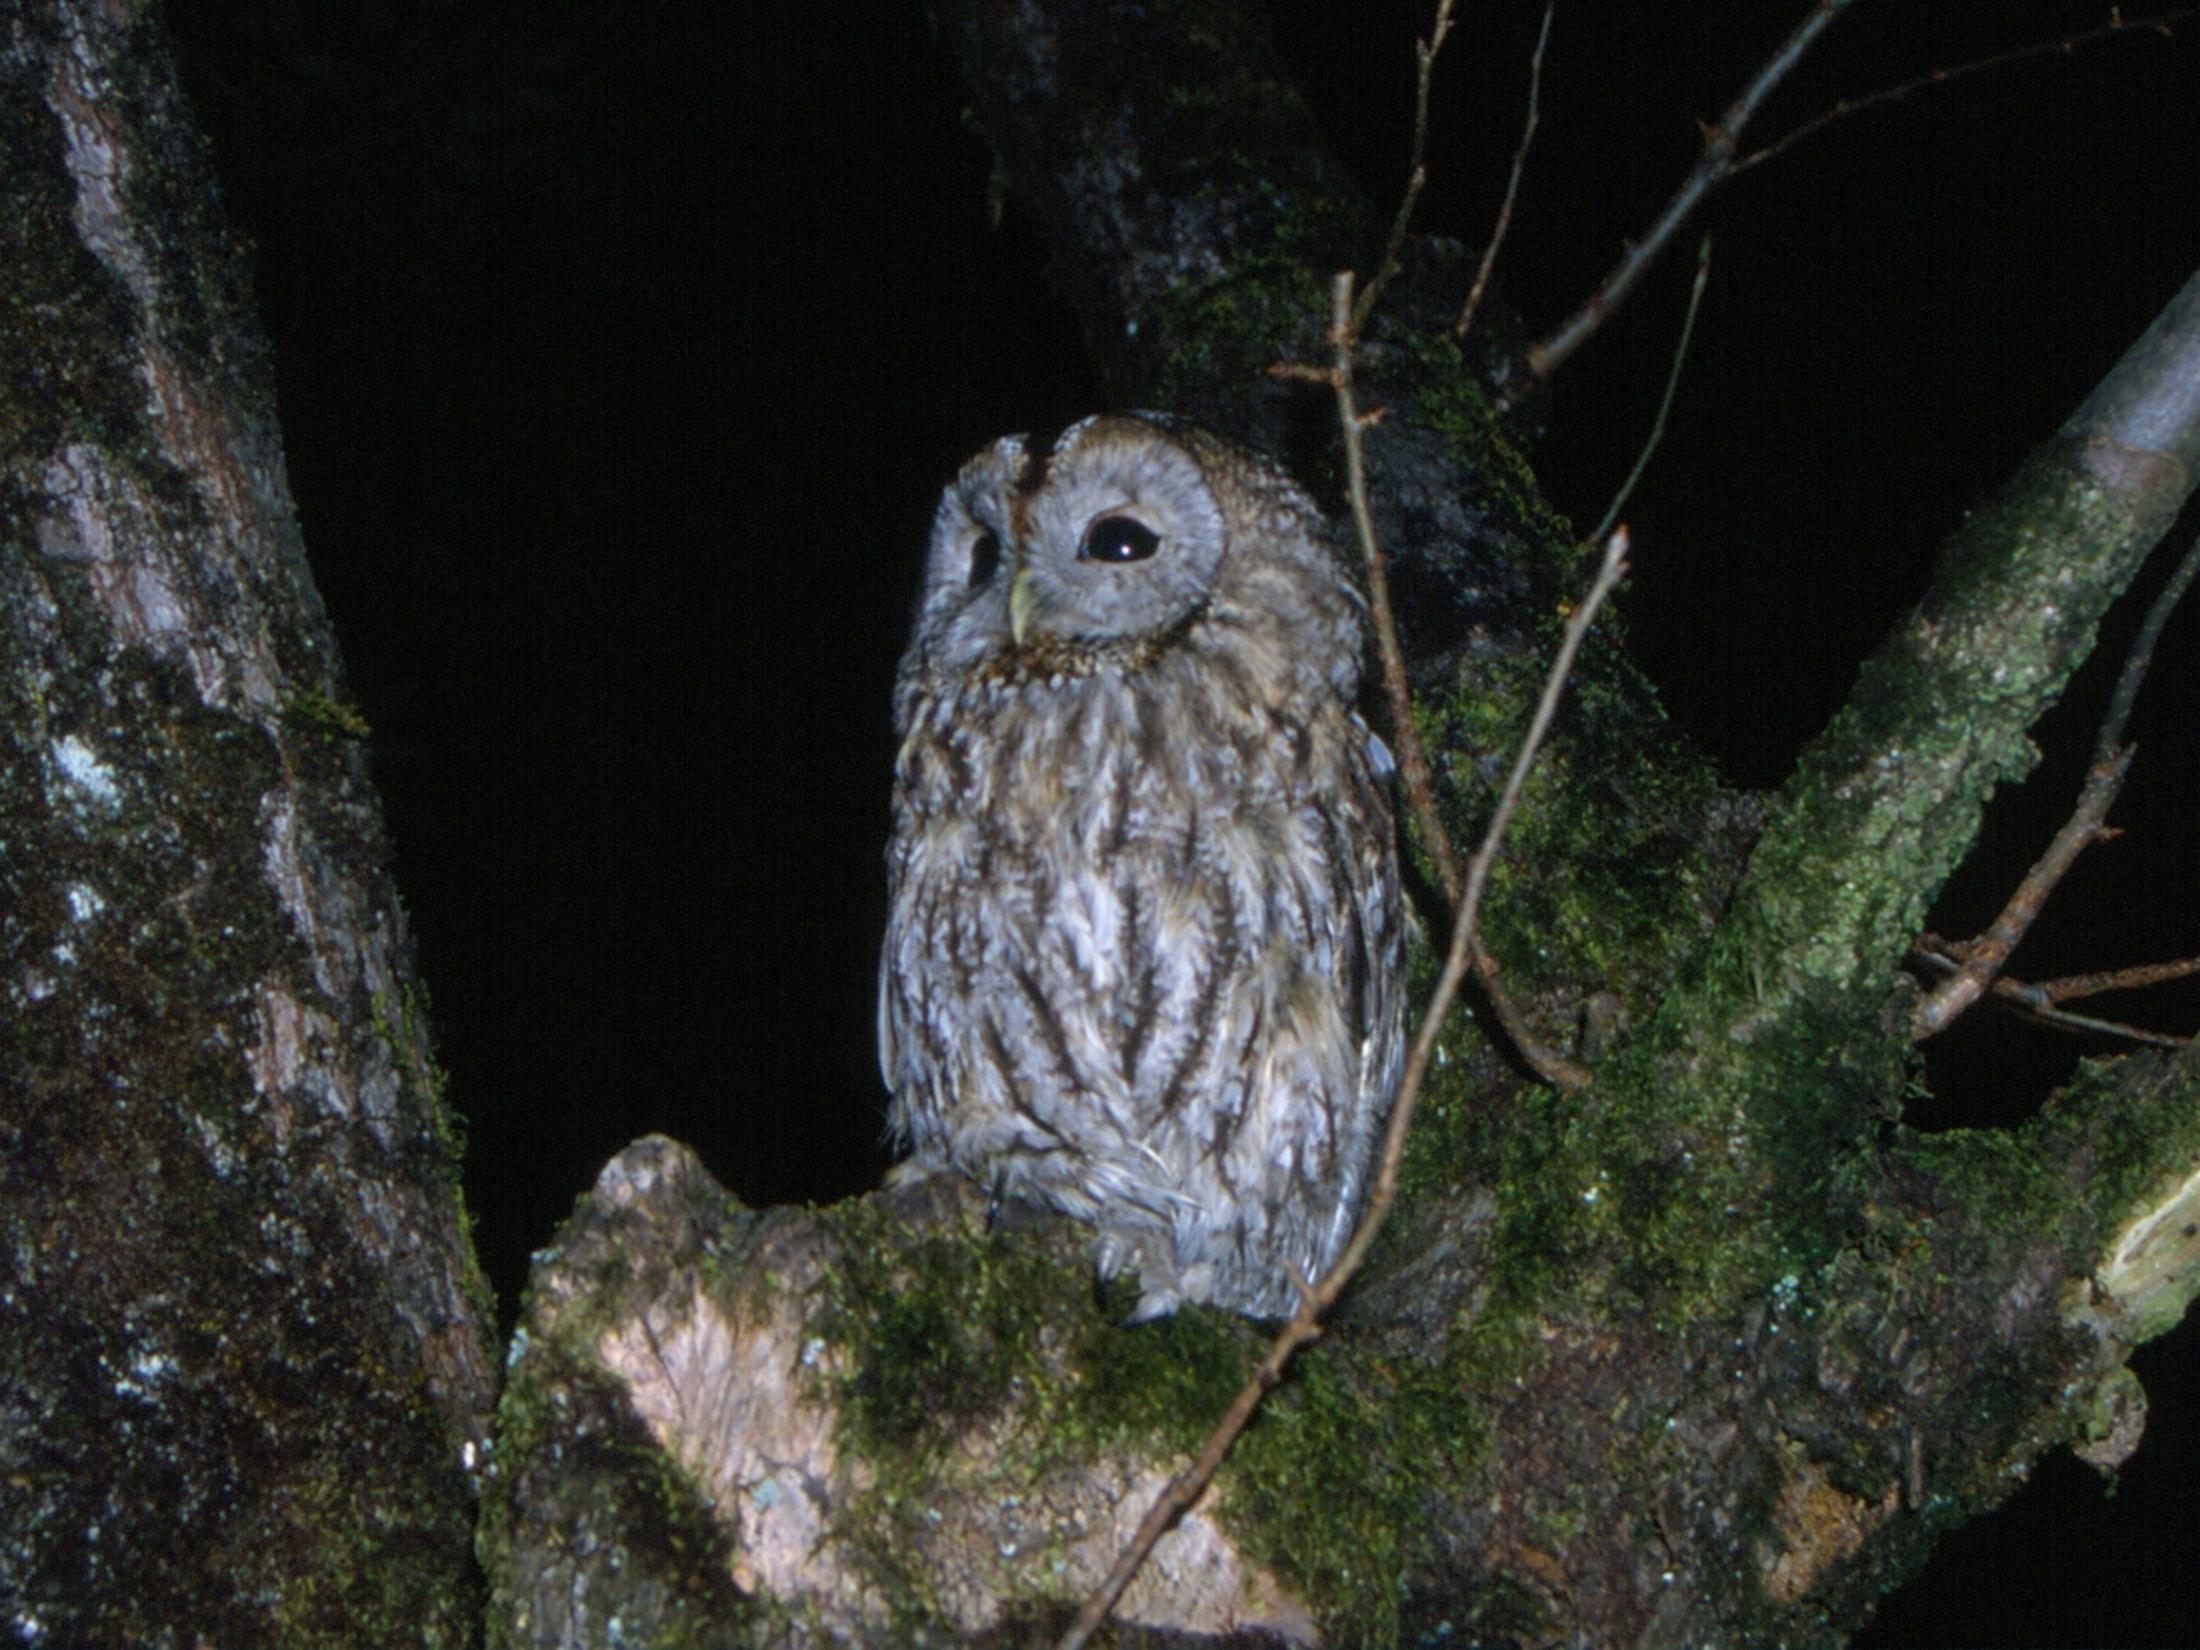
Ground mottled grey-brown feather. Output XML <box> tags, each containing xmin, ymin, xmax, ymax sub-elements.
<box><xmin>879</xmin><ymin>414</ymin><xmax>1405</xmax><ymax>1318</ymax></box>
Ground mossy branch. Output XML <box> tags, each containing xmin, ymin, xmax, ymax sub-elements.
<box><xmin>1658</xmin><ymin>266</ymin><xmax>2200</xmax><ymax>1060</ymax></box>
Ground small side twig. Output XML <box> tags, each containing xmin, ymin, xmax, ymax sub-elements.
<box><xmin>1913</xmin><ymin>531</ymin><xmax>2200</xmax><ymax>1038</ymax></box>
<box><xmin>2034</xmin><ymin>954</ymin><xmax>2200</xmax><ymax>1004</ymax></box>
<box><xmin>1909</xmin><ymin>748</ymin><xmax>2136</xmax><ymax>1038</ymax></box>
<box><xmin>1457</xmin><ymin>0</ymin><xmax>1554</xmax><ymax>341</ymax></box>
<box><xmin>1325</xmin><ymin>274</ymin><xmax>1464</xmax><ymax>909</ymax></box>
<box><xmin>1588</xmin><ymin>234</ymin><xmax>1712</xmax><ymax>546</ymax></box>
<box><xmin>2089</xmin><ymin>531</ymin><xmax>2200</xmax><ymax>768</ymax></box>
<box><xmin>1507</xmin><ymin>0</ymin><xmax>1854</xmax><ymax>403</ymax></box>
<box><xmin>1909</xmin><ymin>940</ymin><xmax>2193</xmax><ymax>1049</ymax></box>
<box><xmin>1321</xmin><ymin>275</ymin><xmax>1590</xmax><ymax>1089</ymax></box>
<box><xmin>1354</xmin><ymin>0</ymin><xmax>1458</xmax><ymax>330</ymax></box>
<box><xmin>1733</xmin><ymin>8</ymin><xmax>2197</xmax><ymax>177</ymax></box>
<box><xmin>1055</xmin><ymin>525</ymin><xmax>1632</xmax><ymax>1650</ymax></box>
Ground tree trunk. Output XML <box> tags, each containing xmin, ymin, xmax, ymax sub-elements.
<box><xmin>1</xmin><ymin>6</ymin><xmax>494</xmax><ymax>1644</ymax></box>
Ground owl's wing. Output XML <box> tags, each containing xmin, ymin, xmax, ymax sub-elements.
<box><xmin>1355</xmin><ymin>712</ymin><xmax>1397</xmax><ymax>784</ymax></box>
<box><xmin>875</xmin><ymin>940</ymin><xmax>898</xmax><ymax>1097</ymax></box>
<box><xmin>1345</xmin><ymin>726</ymin><xmax>1408</xmax><ymax>1133</ymax></box>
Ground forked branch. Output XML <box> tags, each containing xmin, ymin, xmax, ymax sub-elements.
<box><xmin>1457</xmin><ymin>1</ymin><xmax>1554</xmax><ymax>341</ymax></box>
<box><xmin>1734</xmin><ymin>8</ymin><xmax>2198</xmax><ymax>177</ymax></box>
<box><xmin>1914</xmin><ymin>531</ymin><xmax>2200</xmax><ymax>1037</ymax></box>
<box><xmin>1911</xmin><ymin>939</ymin><xmax>2195</xmax><ymax>1049</ymax></box>
<box><xmin>1354</xmin><ymin>0</ymin><xmax>1458</xmax><ymax>329</ymax></box>
<box><xmin>1508</xmin><ymin>0</ymin><xmax>1854</xmax><ymax>401</ymax></box>
<box><xmin>1512</xmin><ymin>6</ymin><xmax>2192</xmax><ymax>397</ymax></box>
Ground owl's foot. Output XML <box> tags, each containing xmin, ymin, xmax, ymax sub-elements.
<box><xmin>1095</xmin><ymin>1229</ymin><xmax>1215</xmax><ymax>1322</ymax></box>
<box><xmin>882</xmin><ymin>1156</ymin><xmax>952</xmax><ymax>1190</ymax></box>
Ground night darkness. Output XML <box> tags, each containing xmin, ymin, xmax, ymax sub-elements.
<box><xmin>161</xmin><ymin>3</ymin><xmax>2199</xmax><ymax>1642</ymax></box>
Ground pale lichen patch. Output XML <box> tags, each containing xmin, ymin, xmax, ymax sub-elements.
<box><xmin>2086</xmin><ymin>1159</ymin><xmax>2200</xmax><ymax>1345</ymax></box>
<box><xmin>50</xmin><ymin>730</ymin><xmax>122</xmax><ymax>814</ymax></box>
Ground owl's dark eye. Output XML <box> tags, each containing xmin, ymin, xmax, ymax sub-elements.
<box><xmin>967</xmin><ymin>528</ymin><xmax>1002</xmax><ymax>588</ymax></box>
<box><xmin>1080</xmin><ymin>515</ymin><xmax>1161</xmax><ymax>564</ymax></box>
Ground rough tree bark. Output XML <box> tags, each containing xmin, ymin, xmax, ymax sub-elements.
<box><xmin>483</xmin><ymin>4</ymin><xmax>2200</xmax><ymax>1647</ymax></box>
<box><xmin>1</xmin><ymin>5</ymin><xmax>494</xmax><ymax>1645</ymax></box>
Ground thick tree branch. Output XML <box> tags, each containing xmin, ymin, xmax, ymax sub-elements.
<box><xmin>1664</xmin><ymin>266</ymin><xmax>2200</xmax><ymax>1051</ymax></box>
<box><xmin>942</xmin><ymin>0</ymin><xmax>1359</xmax><ymax>444</ymax></box>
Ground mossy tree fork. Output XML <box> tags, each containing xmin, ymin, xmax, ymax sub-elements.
<box><xmin>5</xmin><ymin>1</ymin><xmax>2198</xmax><ymax>1646</ymax></box>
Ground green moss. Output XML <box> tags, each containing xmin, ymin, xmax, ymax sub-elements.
<box><xmin>370</xmin><ymin>979</ymin><xmax>470</xmax><ymax>1191</ymax></box>
<box><xmin>1667</xmin><ymin>457</ymin><xmax>2172</xmax><ymax>1057</ymax></box>
<box><xmin>0</xmin><ymin>99</ymin><xmax>144</xmax><ymax>474</ymax></box>
<box><xmin>281</xmin><ymin>686</ymin><xmax>372</xmax><ymax>740</ymax></box>
<box><xmin>1224</xmin><ymin>1350</ymin><xmax>1468</xmax><ymax>1643</ymax></box>
<box><xmin>798</xmin><ymin>1187</ymin><xmax>1502</xmax><ymax>1645</ymax></box>
<box><xmin>1068</xmin><ymin>1297</ymin><xmax>1253</xmax><ymax>1455</ymax></box>
<box><xmin>1387</xmin><ymin>318</ymin><xmax>1575</xmax><ymax>550</ymax></box>
<box><xmin>1921</xmin><ymin>1050</ymin><xmax>2200</xmax><ymax>1320</ymax></box>
<box><xmin>795</xmin><ymin>1200</ymin><xmax>1082</xmax><ymax>1633</ymax></box>
<box><xmin>809</xmin><ymin>1199</ymin><xmax>1080</xmax><ymax>1464</ymax></box>
<box><xmin>1137</xmin><ymin>256</ymin><xmax>1332</xmax><ymax>409</ymax></box>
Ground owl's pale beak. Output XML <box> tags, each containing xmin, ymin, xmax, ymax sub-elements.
<box><xmin>1008</xmin><ymin>564</ymin><xmax>1039</xmax><ymax>646</ymax></box>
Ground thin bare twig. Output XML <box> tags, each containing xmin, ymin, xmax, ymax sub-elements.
<box><xmin>1909</xmin><ymin>746</ymin><xmax>2136</xmax><ymax>1038</ymax></box>
<box><xmin>1909</xmin><ymin>941</ymin><xmax>2193</xmax><ymax>1049</ymax></box>
<box><xmin>1733</xmin><ymin>8</ymin><xmax>2198</xmax><ymax>177</ymax></box>
<box><xmin>1323</xmin><ymin>277</ymin><xmax>1591</xmax><ymax>1088</ymax></box>
<box><xmin>1355</xmin><ymin>0</ymin><xmax>1458</xmax><ymax>330</ymax></box>
<box><xmin>1914</xmin><ymin>532</ymin><xmax>2200</xmax><ymax>1038</ymax></box>
<box><xmin>1588</xmin><ymin>235</ymin><xmax>1712</xmax><ymax>546</ymax></box>
<box><xmin>1457</xmin><ymin>0</ymin><xmax>1554</xmax><ymax>340</ymax></box>
<box><xmin>2003</xmin><ymin>1004</ymin><xmax>2190</xmax><ymax>1047</ymax></box>
<box><xmin>1507</xmin><ymin>0</ymin><xmax>1855</xmax><ymax>404</ymax></box>
<box><xmin>2034</xmin><ymin>954</ymin><xmax>2200</xmax><ymax>1004</ymax></box>
<box><xmin>1055</xmin><ymin>522</ymin><xmax>1631</xmax><ymax>1650</ymax></box>
<box><xmin>1471</xmin><ymin>946</ymin><xmax>1589</xmax><ymax>1086</ymax></box>
<box><xmin>2092</xmin><ymin>530</ymin><xmax>2200</xmax><ymax>764</ymax></box>
<box><xmin>1326</xmin><ymin>279</ymin><xmax>1467</xmax><ymax>910</ymax></box>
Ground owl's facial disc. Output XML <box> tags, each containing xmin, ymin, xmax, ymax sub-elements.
<box><xmin>1007</xmin><ymin>507</ymin><xmax>1167</xmax><ymax>644</ymax></box>
<box><xmin>1006</xmin><ymin>425</ymin><xmax>1224</xmax><ymax>648</ymax></box>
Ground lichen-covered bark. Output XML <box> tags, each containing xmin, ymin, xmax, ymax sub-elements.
<box><xmin>0</xmin><ymin>5</ymin><xmax>493</xmax><ymax>1644</ymax></box>
<box><xmin>486</xmin><ymin>1140</ymin><xmax>1324</xmax><ymax>1647</ymax></box>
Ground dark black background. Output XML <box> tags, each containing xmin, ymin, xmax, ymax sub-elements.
<box><xmin>163</xmin><ymin>3</ymin><xmax>2199</xmax><ymax>1641</ymax></box>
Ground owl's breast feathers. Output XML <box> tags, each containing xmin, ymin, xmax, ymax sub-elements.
<box><xmin>886</xmin><ymin>650</ymin><xmax>1398</xmax><ymax>1117</ymax></box>
<box><xmin>959</xmin><ymin>598</ymin><xmax>1209</xmax><ymax>691</ymax></box>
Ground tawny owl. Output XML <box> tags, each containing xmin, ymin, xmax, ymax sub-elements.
<box><xmin>878</xmin><ymin>414</ymin><xmax>1405</xmax><ymax>1319</ymax></box>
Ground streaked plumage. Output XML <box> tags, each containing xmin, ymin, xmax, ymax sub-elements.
<box><xmin>879</xmin><ymin>414</ymin><xmax>1404</xmax><ymax>1318</ymax></box>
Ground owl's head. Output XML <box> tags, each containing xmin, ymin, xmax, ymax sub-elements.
<box><xmin>904</xmin><ymin>414</ymin><xmax>1357</xmax><ymax>693</ymax></box>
